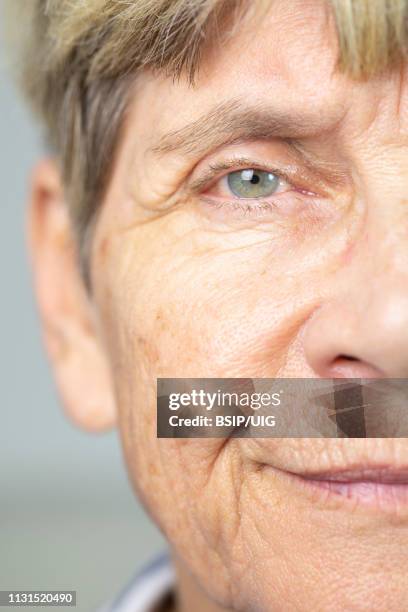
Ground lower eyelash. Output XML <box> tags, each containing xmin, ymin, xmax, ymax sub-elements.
<box><xmin>206</xmin><ymin>199</ymin><xmax>277</xmax><ymax>216</ymax></box>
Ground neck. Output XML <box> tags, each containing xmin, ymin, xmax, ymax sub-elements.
<box><xmin>170</xmin><ymin>553</ymin><xmax>232</xmax><ymax>612</ymax></box>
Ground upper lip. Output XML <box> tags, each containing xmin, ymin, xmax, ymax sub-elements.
<box><xmin>292</xmin><ymin>466</ymin><xmax>408</xmax><ymax>484</ymax></box>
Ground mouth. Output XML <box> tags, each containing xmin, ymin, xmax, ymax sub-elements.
<box><xmin>282</xmin><ymin>465</ymin><xmax>408</xmax><ymax>512</ymax></box>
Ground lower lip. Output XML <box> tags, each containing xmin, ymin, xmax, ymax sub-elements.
<box><xmin>277</xmin><ymin>470</ymin><xmax>408</xmax><ymax>512</ymax></box>
<box><xmin>308</xmin><ymin>479</ymin><xmax>408</xmax><ymax>507</ymax></box>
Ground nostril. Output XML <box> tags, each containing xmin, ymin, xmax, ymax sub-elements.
<box><xmin>329</xmin><ymin>355</ymin><xmax>382</xmax><ymax>378</ymax></box>
<box><xmin>329</xmin><ymin>355</ymin><xmax>361</xmax><ymax>378</ymax></box>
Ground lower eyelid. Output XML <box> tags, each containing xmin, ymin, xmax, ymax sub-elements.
<box><xmin>200</xmin><ymin>195</ymin><xmax>284</xmax><ymax>215</ymax></box>
<box><xmin>215</xmin><ymin>200</ymin><xmax>277</xmax><ymax>210</ymax></box>
<box><xmin>197</xmin><ymin>190</ymin><xmax>326</xmax><ymax>221</ymax></box>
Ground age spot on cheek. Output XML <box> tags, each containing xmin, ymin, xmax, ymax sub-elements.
<box><xmin>136</xmin><ymin>308</ymin><xmax>174</xmax><ymax>367</ymax></box>
<box><xmin>136</xmin><ymin>334</ymin><xmax>160</xmax><ymax>365</ymax></box>
<box><xmin>155</xmin><ymin>308</ymin><xmax>169</xmax><ymax>334</ymax></box>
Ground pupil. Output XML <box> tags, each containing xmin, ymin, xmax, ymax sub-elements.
<box><xmin>250</xmin><ymin>174</ymin><xmax>260</xmax><ymax>184</ymax></box>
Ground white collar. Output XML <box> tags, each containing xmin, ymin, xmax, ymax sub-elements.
<box><xmin>99</xmin><ymin>553</ymin><xmax>175</xmax><ymax>612</ymax></box>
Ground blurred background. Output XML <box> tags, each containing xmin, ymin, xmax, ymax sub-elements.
<box><xmin>0</xmin><ymin>17</ymin><xmax>166</xmax><ymax>612</ymax></box>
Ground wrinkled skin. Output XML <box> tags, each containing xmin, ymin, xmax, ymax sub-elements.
<box><xmin>29</xmin><ymin>0</ymin><xmax>408</xmax><ymax>610</ymax></box>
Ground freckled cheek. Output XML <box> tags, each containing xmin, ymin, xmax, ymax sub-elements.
<box><xmin>114</xmin><ymin>259</ymin><xmax>317</xmax><ymax>378</ymax></box>
<box><xmin>100</xmin><ymin>212</ymin><xmax>355</xmax><ymax>380</ymax></box>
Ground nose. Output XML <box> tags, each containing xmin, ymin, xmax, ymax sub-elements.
<box><xmin>304</xmin><ymin>242</ymin><xmax>408</xmax><ymax>379</ymax></box>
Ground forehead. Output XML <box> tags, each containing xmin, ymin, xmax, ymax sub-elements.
<box><xmin>128</xmin><ymin>0</ymin><xmax>408</xmax><ymax>159</ymax></box>
<box><xmin>140</xmin><ymin>0</ymin><xmax>342</xmax><ymax>136</ymax></box>
<box><xmin>200</xmin><ymin>0</ymin><xmax>338</xmax><ymax>99</ymax></box>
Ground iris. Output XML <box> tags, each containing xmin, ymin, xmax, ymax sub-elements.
<box><xmin>227</xmin><ymin>169</ymin><xmax>280</xmax><ymax>198</ymax></box>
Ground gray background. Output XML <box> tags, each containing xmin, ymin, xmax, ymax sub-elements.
<box><xmin>0</xmin><ymin>15</ymin><xmax>166</xmax><ymax>612</ymax></box>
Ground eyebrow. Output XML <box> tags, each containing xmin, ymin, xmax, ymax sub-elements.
<box><xmin>149</xmin><ymin>97</ymin><xmax>341</xmax><ymax>158</ymax></box>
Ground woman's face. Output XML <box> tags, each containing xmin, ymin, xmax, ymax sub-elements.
<box><xmin>38</xmin><ymin>0</ymin><xmax>408</xmax><ymax>609</ymax></box>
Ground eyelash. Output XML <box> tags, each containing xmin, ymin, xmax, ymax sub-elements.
<box><xmin>204</xmin><ymin>199</ymin><xmax>277</xmax><ymax>216</ymax></box>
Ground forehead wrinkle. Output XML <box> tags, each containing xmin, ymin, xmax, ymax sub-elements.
<box><xmin>149</xmin><ymin>97</ymin><xmax>346</xmax><ymax>158</ymax></box>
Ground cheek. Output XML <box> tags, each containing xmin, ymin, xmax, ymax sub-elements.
<box><xmin>90</xmin><ymin>205</ymin><xmax>365</xmax><ymax>608</ymax></box>
<box><xmin>103</xmin><ymin>230</ymin><xmax>350</xmax><ymax>381</ymax></box>
<box><xmin>92</xmin><ymin>207</ymin><xmax>357</xmax><ymax>498</ymax></box>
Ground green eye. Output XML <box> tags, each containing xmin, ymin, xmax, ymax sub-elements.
<box><xmin>227</xmin><ymin>169</ymin><xmax>281</xmax><ymax>198</ymax></box>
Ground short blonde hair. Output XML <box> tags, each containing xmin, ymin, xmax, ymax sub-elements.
<box><xmin>4</xmin><ymin>0</ymin><xmax>408</xmax><ymax>289</ymax></box>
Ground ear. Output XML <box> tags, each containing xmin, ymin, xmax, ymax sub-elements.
<box><xmin>26</xmin><ymin>159</ymin><xmax>116</xmax><ymax>432</ymax></box>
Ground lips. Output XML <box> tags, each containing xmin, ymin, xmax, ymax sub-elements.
<box><xmin>293</xmin><ymin>466</ymin><xmax>408</xmax><ymax>483</ymax></box>
<box><xmin>284</xmin><ymin>465</ymin><xmax>408</xmax><ymax>511</ymax></box>
<box><xmin>248</xmin><ymin>438</ymin><xmax>408</xmax><ymax>512</ymax></box>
